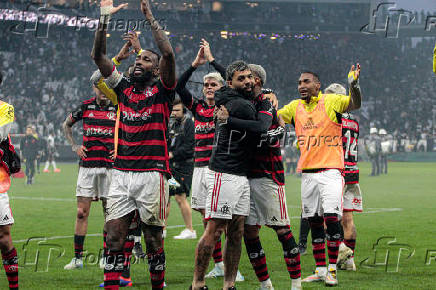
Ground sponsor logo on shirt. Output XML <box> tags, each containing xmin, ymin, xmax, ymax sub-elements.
<box><xmin>195</xmin><ymin>122</ymin><xmax>215</xmax><ymax>134</ymax></box>
<box><xmin>302</xmin><ymin>117</ymin><xmax>320</xmax><ymax>130</ymax></box>
<box><xmin>342</xmin><ymin>119</ymin><xmax>358</xmax><ymax>131</ymax></box>
<box><xmin>122</xmin><ymin>109</ymin><xmax>152</xmax><ymax>122</ymax></box>
<box><xmin>85</xmin><ymin>127</ymin><xmax>113</xmax><ymax>137</ymax></box>
<box><xmin>107</xmin><ymin>112</ymin><xmax>116</xmax><ymax>121</ymax></box>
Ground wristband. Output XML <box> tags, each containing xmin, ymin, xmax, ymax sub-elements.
<box><xmin>112</xmin><ymin>57</ymin><xmax>121</xmax><ymax>66</ymax></box>
<box><xmin>100</xmin><ymin>5</ymin><xmax>112</xmax><ymax>16</ymax></box>
<box><xmin>90</xmin><ymin>70</ymin><xmax>103</xmax><ymax>86</ymax></box>
<box><xmin>348</xmin><ymin>71</ymin><xmax>359</xmax><ymax>87</ymax></box>
<box><xmin>100</xmin><ymin>5</ymin><xmax>112</xmax><ymax>24</ymax></box>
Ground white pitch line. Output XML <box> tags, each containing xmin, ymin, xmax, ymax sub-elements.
<box><xmin>362</xmin><ymin>207</ymin><xmax>403</xmax><ymax>214</ymax></box>
<box><xmin>13</xmin><ymin>224</ymin><xmax>204</xmax><ymax>243</ymax></box>
<box><xmin>288</xmin><ymin>207</ymin><xmax>403</xmax><ymax>219</ymax></box>
<box><xmin>9</xmin><ymin>197</ymin><xmax>403</xmax><ymax>214</ymax></box>
<box><xmin>10</xmin><ymin>196</ymin><xmax>76</xmax><ymax>202</ymax></box>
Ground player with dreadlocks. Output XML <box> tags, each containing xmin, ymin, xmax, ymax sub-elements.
<box><xmin>91</xmin><ymin>0</ymin><xmax>176</xmax><ymax>288</ymax></box>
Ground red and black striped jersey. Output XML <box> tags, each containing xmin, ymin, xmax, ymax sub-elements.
<box><xmin>112</xmin><ymin>76</ymin><xmax>175</xmax><ymax>175</ymax></box>
<box><xmin>70</xmin><ymin>97</ymin><xmax>117</xmax><ymax>168</ymax></box>
<box><xmin>248</xmin><ymin>97</ymin><xmax>285</xmax><ymax>185</ymax></box>
<box><xmin>341</xmin><ymin>113</ymin><xmax>359</xmax><ymax>184</ymax></box>
<box><xmin>187</xmin><ymin>99</ymin><xmax>215</xmax><ymax>167</ymax></box>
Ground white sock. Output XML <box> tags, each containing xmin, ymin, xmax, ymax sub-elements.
<box><xmin>316</xmin><ymin>266</ymin><xmax>327</xmax><ymax>275</ymax></box>
<box><xmin>44</xmin><ymin>161</ymin><xmax>49</xmax><ymax>170</ymax></box>
<box><xmin>51</xmin><ymin>161</ymin><xmax>57</xmax><ymax>170</ymax></box>
<box><xmin>291</xmin><ymin>278</ymin><xmax>301</xmax><ymax>287</ymax></box>
<box><xmin>261</xmin><ymin>278</ymin><xmax>272</xmax><ymax>288</ymax></box>
<box><xmin>216</xmin><ymin>261</ymin><xmax>224</xmax><ymax>268</ymax></box>
<box><xmin>329</xmin><ymin>264</ymin><xmax>337</xmax><ymax>271</ymax></box>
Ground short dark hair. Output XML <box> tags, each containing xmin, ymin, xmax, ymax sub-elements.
<box><xmin>173</xmin><ymin>97</ymin><xmax>182</xmax><ymax>106</ymax></box>
<box><xmin>226</xmin><ymin>60</ymin><xmax>250</xmax><ymax>81</ymax></box>
<box><xmin>301</xmin><ymin>71</ymin><xmax>320</xmax><ymax>83</ymax></box>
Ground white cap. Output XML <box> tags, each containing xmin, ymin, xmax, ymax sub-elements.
<box><xmin>370</xmin><ymin>128</ymin><xmax>378</xmax><ymax>134</ymax></box>
<box><xmin>379</xmin><ymin>129</ymin><xmax>387</xmax><ymax>135</ymax></box>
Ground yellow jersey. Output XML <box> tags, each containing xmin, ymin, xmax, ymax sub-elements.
<box><xmin>0</xmin><ymin>102</ymin><xmax>14</xmax><ymax>127</ymax></box>
<box><xmin>277</xmin><ymin>92</ymin><xmax>350</xmax><ymax>125</ymax></box>
<box><xmin>96</xmin><ymin>78</ymin><xmax>118</xmax><ymax>105</ymax></box>
<box><xmin>0</xmin><ymin>101</ymin><xmax>14</xmax><ymax>141</ymax></box>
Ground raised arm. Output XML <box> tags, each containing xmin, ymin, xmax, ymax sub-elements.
<box><xmin>141</xmin><ymin>0</ymin><xmax>175</xmax><ymax>88</ymax></box>
<box><xmin>175</xmin><ymin>66</ymin><xmax>196</xmax><ymax>109</ymax></box>
<box><xmin>202</xmin><ymin>39</ymin><xmax>226</xmax><ymax>79</ymax></box>
<box><xmin>176</xmin><ymin>46</ymin><xmax>207</xmax><ymax>108</ymax></box>
<box><xmin>346</xmin><ymin>63</ymin><xmax>362</xmax><ymax>111</ymax></box>
<box><xmin>91</xmin><ymin>0</ymin><xmax>128</xmax><ymax>77</ymax></box>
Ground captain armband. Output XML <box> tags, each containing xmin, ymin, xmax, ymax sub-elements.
<box><xmin>105</xmin><ymin>67</ymin><xmax>123</xmax><ymax>89</ymax></box>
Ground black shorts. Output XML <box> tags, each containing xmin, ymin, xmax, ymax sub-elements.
<box><xmin>169</xmin><ymin>169</ymin><xmax>193</xmax><ymax>197</ymax></box>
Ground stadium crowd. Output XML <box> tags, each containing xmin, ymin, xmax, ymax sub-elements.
<box><xmin>0</xmin><ymin>8</ymin><xmax>435</xmax><ymax>150</ymax></box>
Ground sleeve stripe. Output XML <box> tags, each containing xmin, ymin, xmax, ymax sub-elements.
<box><xmin>259</xmin><ymin>111</ymin><xmax>273</xmax><ymax>117</ymax></box>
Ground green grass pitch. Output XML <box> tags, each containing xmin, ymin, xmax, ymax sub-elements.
<box><xmin>1</xmin><ymin>162</ymin><xmax>435</xmax><ymax>289</ymax></box>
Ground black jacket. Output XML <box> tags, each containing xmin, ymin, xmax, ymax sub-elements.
<box><xmin>209</xmin><ymin>87</ymin><xmax>257</xmax><ymax>175</ymax></box>
<box><xmin>168</xmin><ymin>116</ymin><xmax>195</xmax><ymax>174</ymax></box>
<box><xmin>20</xmin><ymin>135</ymin><xmax>39</xmax><ymax>159</ymax></box>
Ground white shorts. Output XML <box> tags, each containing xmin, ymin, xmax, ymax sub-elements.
<box><xmin>205</xmin><ymin>170</ymin><xmax>250</xmax><ymax>220</ymax></box>
<box><xmin>191</xmin><ymin>166</ymin><xmax>209</xmax><ymax>210</ymax></box>
<box><xmin>0</xmin><ymin>194</ymin><xmax>14</xmax><ymax>226</ymax></box>
<box><xmin>246</xmin><ymin>178</ymin><xmax>290</xmax><ymax>226</ymax></box>
<box><xmin>343</xmin><ymin>183</ymin><xmax>363</xmax><ymax>212</ymax></box>
<box><xmin>76</xmin><ymin>167</ymin><xmax>112</xmax><ymax>199</ymax></box>
<box><xmin>106</xmin><ymin>170</ymin><xmax>168</xmax><ymax>227</ymax></box>
<box><xmin>301</xmin><ymin>169</ymin><xmax>344</xmax><ymax>218</ymax></box>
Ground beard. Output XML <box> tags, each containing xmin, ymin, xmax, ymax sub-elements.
<box><xmin>99</xmin><ymin>99</ymin><xmax>109</xmax><ymax>106</ymax></box>
<box><xmin>129</xmin><ymin>70</ymin><xmax>154</xmax><ymax>85</ymax></box>
<box><xmin>236</xmin><ymin>85</ymin><xmax>255</xmax><ymax>99</ymax></box>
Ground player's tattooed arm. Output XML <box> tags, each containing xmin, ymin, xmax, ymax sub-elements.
<box><xmin>91</xmin><ymin>0</ymin><xmax>128</xmax><ymax>77</ymax></box>
<box><xmin>347</xmin><ymin>63</ymin><xmax>362</xmax><ymax>111</ymax></box>
<box><xmin>141</xmin><ymin>0</ymin><xmax>176</xmax><ymax>88</ymax></box>
<box><xmin>63</xmin><ymin>116</ymin><xmax>87</xmax><ymax>159</ymax></box>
